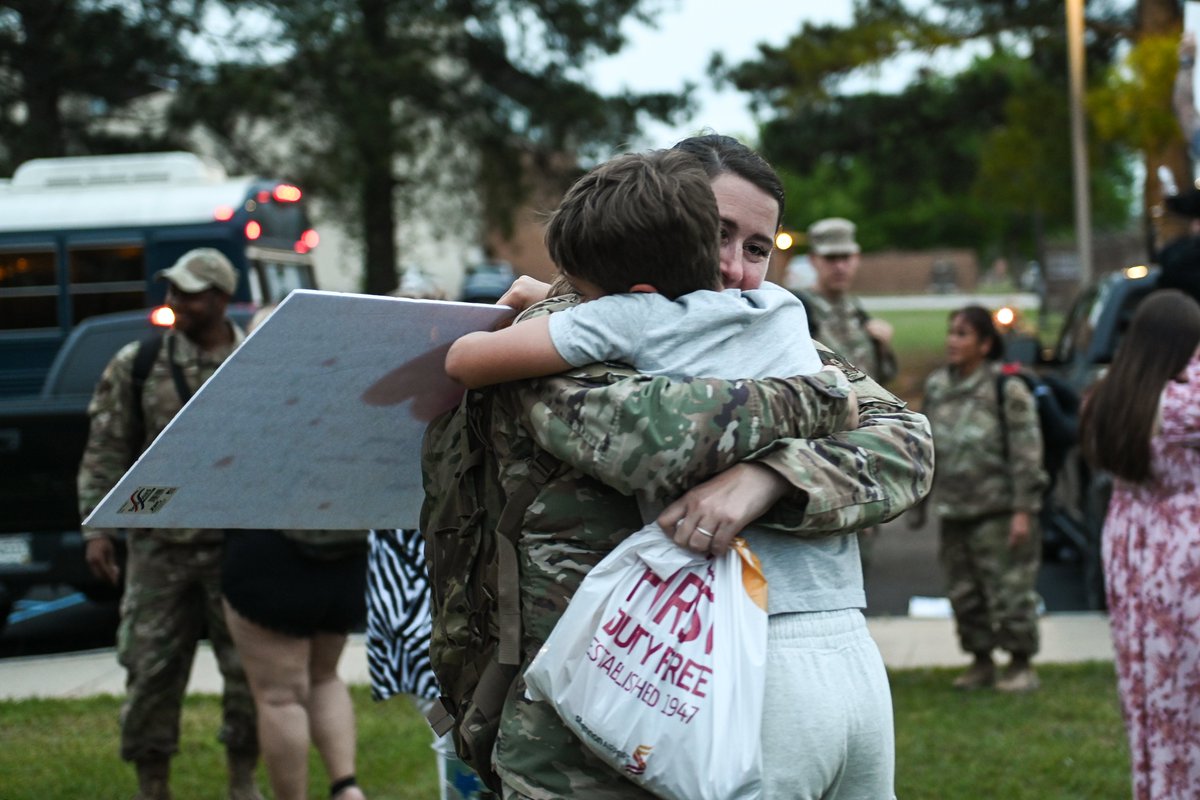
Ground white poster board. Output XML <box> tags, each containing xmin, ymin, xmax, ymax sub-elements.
<box><xmin>83</xmin><ymin>290</ymin><xmax>511</xmax><ymax>531</ymax></box>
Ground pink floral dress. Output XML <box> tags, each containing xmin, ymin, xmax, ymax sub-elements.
<box><xmin>1103</xmin><ymin>353</ymin><xmax>1200</xmax><ymax>800</ymax></box>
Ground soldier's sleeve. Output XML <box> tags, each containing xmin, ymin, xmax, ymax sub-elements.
<box><xmin>76</xmin><ymin>343</ymin><xmax>140</xmax><ymax>538</ymax></box>
<box><xmin>1002</xmin><ymin>377</ymin><xmax>1047</xmax><ymax>513</ymax></box>
<box><xmin>511</xmin><ymin>366</ymin><xmax>855</xmax><ymax>508</ymax></box>
<box><xmin>750</xmin><ymin>350</ymin><xmax>933</xmax><ymax>534</ymax></box>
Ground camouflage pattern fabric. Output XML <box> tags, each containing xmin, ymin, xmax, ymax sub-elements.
<box><xmin>921</xmin><ymin>362</ymin><xmax>1047</xmax><ymax>519</ymax></box>
<box><xmin>77</xmin><ymin>323</ymin><xmax>256</xmax><ymax>763</ymax></box>
<box><xmin>485</xmin><ymin>295</ymin><xmax>933</xmax><ymax>800</ymax></box>
<box><xmin>797</xmin><ymin>291</ymin><xmax>898</xmax><ymax>385</ymax></box>
<box><xmin>118</xmin><ymin>534</ymin><xmax>257</xmax><ymax>761</ymax></box>
<box><xmin>78</xmin><ymin>324</ymin><xmax>244</xmax><ymax>544</ymax></box>
<box><xmin>938</xmin><ymin>513</ymin><xmax>1041</xmax><ymax>656</ymax></box>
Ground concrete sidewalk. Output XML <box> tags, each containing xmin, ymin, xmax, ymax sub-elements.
<box><xmin>0</xmin><ymin>612</ymin><xmax>1113</xmax><ymax>701</ymax></box>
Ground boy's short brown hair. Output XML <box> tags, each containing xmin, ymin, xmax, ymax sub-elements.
<box><xmin>544</xmin><ymin>150</ymin><xmax>720</xmax><ymax>300</ymax></box>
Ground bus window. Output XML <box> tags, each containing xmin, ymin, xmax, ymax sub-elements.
<box><xmin>0</xmin><ymin>248</ymin><xmax>57</xmax><ymax>330</ymax></box>
<box><xmin>68</xmin><ymin>244</ymin><xmax>146</xmax><ymax>324</ymax></box>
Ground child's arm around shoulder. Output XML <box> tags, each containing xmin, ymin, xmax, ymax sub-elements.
<box><xmin>445</xmin><ymin>315</ymin><xmax>572</xmax><ymax>389</ymax></box>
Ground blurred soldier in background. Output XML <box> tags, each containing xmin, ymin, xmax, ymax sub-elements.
<box><xmin>78</xmin><ymin>249</ymin><xmax>260</xmax><ymax>800</ymax></box>
<box><xmin>797</xmin><ymin>217</ymin><xmax>899</xmax><ymax>572</ymax></box>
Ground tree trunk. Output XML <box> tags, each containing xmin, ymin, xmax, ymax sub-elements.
<box><xmin>358</xmin><ymin>0</ymin><xmax>399</xmax><ymax>296</ymax></box>
<box><xmin>1139</xmin><ymin>0</ymin><xmax>1189</xmax><ymax>253</ymax></box>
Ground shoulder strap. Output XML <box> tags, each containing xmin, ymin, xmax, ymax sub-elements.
<box><xmin>995</xmin><ymin>373</ymin><xmax>1011</xmax><ymax>462</ymax></box>
<box><xmin>130</xmin><ymin>334</ymin><xmax>164</xmax><ymax>450</ymax></box>
<box><xmin>165</xmin><ymin>334</ymin><xmax>195</xmax><ymax>407</ymax></box>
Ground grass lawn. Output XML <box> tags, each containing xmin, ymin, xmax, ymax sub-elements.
<box><xmin>0</xmin><ymin>662</ymin><xmax>1129</xmax><ymax>799</ymax></box>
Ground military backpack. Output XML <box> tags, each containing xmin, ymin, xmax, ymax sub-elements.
<box><xmin>418</xmin><ymin>389</ymin><xmax>558</xmax><ymax>792</ymax></box>
<box><xmin>995</xmin><ymin>364</ymin><xmax>1080</xmax><ymax>479</ymax></box>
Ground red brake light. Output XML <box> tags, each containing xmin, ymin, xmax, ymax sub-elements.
<box><xmin>257</xmin><ymin>190</ymin><xmax>270</xmax><ymax>203</ymax></box>
<box><xmin>214</xmin><ymin>205</ymin><xmax>235</xmax><ymax>222</ymax></box>
<box><xmin>302</xmin><ymin>229</ymin><xmax>319</xmax><ymax>249</ymax></box>
<box><xmin>274</xmin><ymin>184</ymin><xmax>302</xmax><ymax>202</ymax></box>
<box><xmin>245</xmin><ymin>220</ymin><xmax>262</xmax><ymax>240</ymax></box>
<box><xmin>150</xmin><ymin>306</ymin><xmax>175</xmax><ymax>327</ymax></box>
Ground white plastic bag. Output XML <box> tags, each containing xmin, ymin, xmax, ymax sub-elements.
<box><xmin>524</xmin><ymin>525</ymin><xmax>768</xmax><ymax>800</ymax></box>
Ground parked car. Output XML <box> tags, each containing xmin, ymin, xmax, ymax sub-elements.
<box><xmin>0</xmin><ymin>305</ymin><xmax>255</xmax><ymax>632</ymax></box>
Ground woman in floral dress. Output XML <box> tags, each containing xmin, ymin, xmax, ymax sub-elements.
<box><xmin>1080</xmin><ymin>289</ymin><xmax>1200</xmax><ymax>800</ymax></box>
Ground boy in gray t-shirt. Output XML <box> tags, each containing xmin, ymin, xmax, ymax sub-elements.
<box><xmin>445</xmin><ymin>149</ymin><xmax>864</xmax><ymax>615</ymax></box>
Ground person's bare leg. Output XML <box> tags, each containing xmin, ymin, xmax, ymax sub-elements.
<box><xmin>223</xmin><ymin>600</ymin><xmax>312</xmax><ymax>800</ymax></box>
<box><xmin>308</xmin><ymin>632</ymin><xmax>365</xmax><ymax>799</ymax></box>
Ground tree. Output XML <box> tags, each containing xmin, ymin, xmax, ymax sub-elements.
<box><xmin>174</xmin><ymin>1</ymin><xmax>688</xmax><ymax>295</ymax></box>
<box><xmin>0</xmin><ymin>1</ymin><xmax>203</xmax><ymax>173</ymax></box>
<box><xmin>717</xmin><ymin>0</ymin><xmax>1179</xmax><ymax>262</ymax></box>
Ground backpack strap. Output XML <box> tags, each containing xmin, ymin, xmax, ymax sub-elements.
<box><xmin>494</xmin><ymin>447</ymin><xmax>560</xmax><ymax>666</ymax></box>
<box><xmin>129</xmin><ymin>334</ymin><xmax>164</xmax><ymax>451</ymax></box>
<box><xmin>995</xmin><ymin>371</ymin><xmax>1011</xmax><ymax>462</ymax></box>
<box><xmin>165</xmin><ymin>334</ymin><xmax>195</xmax><ymax>406</ymax></box>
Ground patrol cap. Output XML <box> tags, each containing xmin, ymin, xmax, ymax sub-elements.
<box><xmin>155</xmin><ymin>248</ymin><xmax>238</xmax><ymax>295</ymax></box>
<box><xmin>807</xmin><ymin>217</ymin><xmax>860</xmax><ymax>256</ymax></box>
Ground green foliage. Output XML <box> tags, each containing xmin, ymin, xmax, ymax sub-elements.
<box><xmin>1091</xmin><ymin>34</ymin><xmax>1182</xmax><ymax>155</ymax></box>
<box><xmin>0</xmin><ymin>1</ymin><xmax>201</xmax><ymax>173</ymax></box>
<box><xmin>175</xmin><ymin>0</ymin><xmax>690</xmax><ymax>293</ymax></box>
<box><xmin>720</xmin><ymin>0</ymin><xmax>1143</xmax><ymax>261</ymax></box>
<box><xmin>0</xmin><ymin>664</ymin><xmax>1129</xmax><ymax>798</ymax></box>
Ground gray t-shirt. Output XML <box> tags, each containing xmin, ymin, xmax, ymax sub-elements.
<box><xmin>547</xmin><ymin>282</ymin><xmax>864</xmax><ymax>614</ymax></box>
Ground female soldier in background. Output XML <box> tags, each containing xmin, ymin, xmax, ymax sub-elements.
<box><xmin>920</xmin><ymin>305</ymin><xmax>1046</xmax><ymax>692</ymax></box>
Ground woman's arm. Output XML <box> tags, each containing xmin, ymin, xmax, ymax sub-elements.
<box><xmin>445</xmin><ymin>316</ymin><xmax>570</xmax><ymax>389</ymax></box>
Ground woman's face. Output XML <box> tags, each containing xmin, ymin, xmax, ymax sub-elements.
<box><xmin>946</xmin><ymin>313</ymin><xmax>991</xmax><ymax>371</ymax></box>
<box><xmin>711</xmin><ymin>172</ymin><xmax>779</xmax><ymax>291</ymax></box>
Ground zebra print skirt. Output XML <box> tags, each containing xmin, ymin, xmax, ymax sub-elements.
<box><xmin>366</xmin><ymin>529</ymin><xmax>439</xmax><ymax>701</ymax></box>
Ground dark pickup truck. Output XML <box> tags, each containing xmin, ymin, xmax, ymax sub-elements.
<box><xmin>1031</xmin><ymin>265</ymin><xmax>1161</xmax><ymax>610</ymax></box>
<box><xmin>0</xmin><ymin>306</ymin><xmax>253</xmax><ymax>630</ymax></box>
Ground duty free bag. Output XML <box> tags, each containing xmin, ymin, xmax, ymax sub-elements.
<box><xmin>523</xmin><ymin>525</ymin><xmax>768</xmax><ymax>800</ymax></box>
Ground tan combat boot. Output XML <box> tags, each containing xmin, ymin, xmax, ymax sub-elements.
<box><xmin>996</xmin><ymin>659</ymin><xmax>1040</xmax><ymax>693</ymax></box>
<box><xmin>952</xmin><ymin>658</ymin><xmax>996</xmax><ymax>690</ymax></box>
<box><xmin>134</xmin><ymin>758</ymin><xmax>171</xmax><ymax>800</ymax></box>
<box><xmin>227</xmin><ymin>750</ymin><xmax>265</xmax><ymax>800</ymax></box>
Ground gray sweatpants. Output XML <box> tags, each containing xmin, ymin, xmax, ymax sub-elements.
<box><xmin>761</xmin><ymin>608</ymin><xmax>896</xmax><ymax>800</ymax></box>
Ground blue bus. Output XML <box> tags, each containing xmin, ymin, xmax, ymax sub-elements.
<box><xmin>0</xmin><ymin>151</ymin><xmax>320</xmax><ymax>396</ymax></box>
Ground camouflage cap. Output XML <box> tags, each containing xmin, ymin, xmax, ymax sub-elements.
<box><xmin>807</xmin><ymin>217</ymin><xmax>860</xmax><ymax>256</ymax></box>
<box><xmin>155</xmin><ymin>248</ymin><xmax>238</xmax><ymax>295</ymax></box>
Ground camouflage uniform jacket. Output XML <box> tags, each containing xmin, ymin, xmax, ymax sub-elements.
<box><xmin>488</xmin><ymin>297</ymin><xmax>934</xmax><ymax>799</ymax></box>
<box><xmin>797</xmin><ymin>290</ymin><xmax>898</xmax><ymax>384</ymax></box>
<box><xmin>922</xmin><ymin>362</ymin><xmax>1047</xmax><ymax>520</ymax></box>
<box><xmin>78</xmin><ymin>323</ymin><xmax>244</xmax><ymax>545</ymax></box>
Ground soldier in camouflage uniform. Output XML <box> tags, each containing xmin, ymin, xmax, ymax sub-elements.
<box><xmin>78</xmin><ymin>249</ymin><xmax>261</xmax><ymax>800</ymax></box>
<box><xmin>920</xmin><ymin>305</ymin><xmax>1047</xmax><ymax>693</ymax></box>
<box><xmin>476</xmin><ymin>135</ymin><xmax>934</xmax><ymax>800</ymax></box>
<box><xmin>796</xmin><ymin>218</ymin><xmax>898</xmax><ymax>386</ymax></box>
<box><xmin>796</xmin><ymin>218</ymin><xmax>899</xmax><ymax>576</ymax></box>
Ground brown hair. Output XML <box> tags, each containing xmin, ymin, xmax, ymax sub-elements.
<box><xmin>672</xmin><ymin>133</ymin><xmax>785</xmax><ymax>229</ymax></box>
<box><xmin>951</xmin><ymin>305</ymin><xmax>1006</xmax><ymax>362</ymax></box>
<box><xmin>544</xmin><ymin>150</ymin><xmax>721</xmax><ymax>300</ymax></box>
<box><xmin>1080</xmin><ymin>289</ymin><xmax>1200</xmax><ymax>483</ymax></box>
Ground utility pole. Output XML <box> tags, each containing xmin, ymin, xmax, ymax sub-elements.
<box><xmin>1067</xmin><ymin>0</ymin><xmax>1093</xmax><ymax>284</ymax></box>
